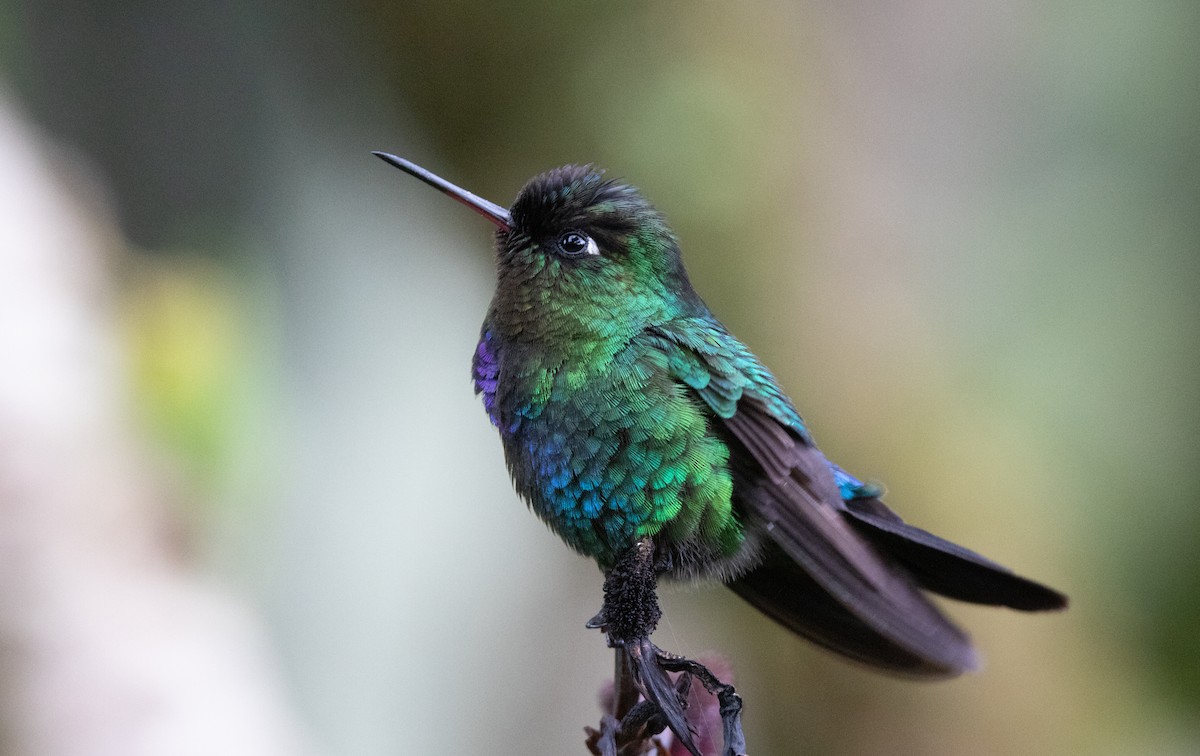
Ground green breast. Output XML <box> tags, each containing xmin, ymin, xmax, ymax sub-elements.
<box><xmin>497</xmin><ymin>333</ymin><xmax>743</xmax><ymax>568</ymax></box>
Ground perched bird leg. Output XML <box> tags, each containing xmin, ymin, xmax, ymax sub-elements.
<box><xmin>612</xmin><ymin>646</ymin><xmax>641</xmax><ymax>722</ymax></box>
<box><xmin>586</xmin><ymin>539</ymin><xmax>748</xmax><ymax>756</ymax></box>
<box><xmin>656</xmin><ymin>652</ymin><xmax>746</xmax><ymax>756</ymax></box>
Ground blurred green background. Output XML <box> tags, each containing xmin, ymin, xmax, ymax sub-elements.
<box><xmin>1</xmin><ymin>1</ymin><xmax>1197</xmax><ymax>754</ymax></box>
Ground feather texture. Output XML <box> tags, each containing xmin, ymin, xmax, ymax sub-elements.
<box><xmin>462</xmin><ymin>163</ymin><xmax>1065</xmax><ymax>675</ymax></box>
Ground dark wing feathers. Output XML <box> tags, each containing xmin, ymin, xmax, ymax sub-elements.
<box><xmin>721</xmin><ymin>399</ymin><xmax>795</xmax><ymax>484</ymax></box>
<box><xmin>842</xmin><ymin>498</ymin><xmax>1067</xmax><ymax>610</ymax></box>
<box><xmin>724</xmin><ymin>402</ymin><xmax>979</xmax><ymax>677</ymax></box>
<box><xmin>731</xmin><ymin>547</ymin><xmax>966</xmax><ymax>676</ymax></box>
<box><xmin>651</xmin><ymin>318</ymin><xmax>1065</xmax><ymax>677</ymax></box>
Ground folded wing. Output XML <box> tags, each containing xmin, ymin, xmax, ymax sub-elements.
<box><xmin>649</xmin><ymin>319</ymin><xmax>1065</xmax><ymax>677</ymax></box>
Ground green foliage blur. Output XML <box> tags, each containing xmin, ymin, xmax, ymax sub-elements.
<box><xmin>3</xmin><ymin>0</ymin><xmax>1197</xmax><ymax>753</ymax></box>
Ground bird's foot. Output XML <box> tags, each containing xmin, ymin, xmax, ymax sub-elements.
<box><xmin>586</xmin><ymin>538</ymin><xmax>747</xmax><ymax>756</ymax></box>
<box><xmin>655</xmin><ymin>649</ymin><xmax>746</xmax><ymax>756</ymax></box>
<box><xmin>585</xmin><ymin>635</ymin><xmax>747</xmax><ymax>756</ymax></box>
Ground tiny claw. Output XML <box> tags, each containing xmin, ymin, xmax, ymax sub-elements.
<box><xmin>586</xmin><ymin>610</ymin><xmax>608</xmax><ymax>630</ymax></box>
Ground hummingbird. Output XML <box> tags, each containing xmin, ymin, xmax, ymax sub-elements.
<box><xmin>374</xmin><ymin>153</ymin><xmax>1067</xmax><ymax>756</ymax></box>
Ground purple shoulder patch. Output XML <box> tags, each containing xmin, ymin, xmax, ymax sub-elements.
<box><xmin>472</xmin><ymin>331</ymin><xmax>500</xmax><ymax>427</ymax></box>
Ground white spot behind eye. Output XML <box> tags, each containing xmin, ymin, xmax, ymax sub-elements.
<box><xmin>584</xmin><ymin>235</ymin><xmax>599</xmax><ymax>256</ymax></box>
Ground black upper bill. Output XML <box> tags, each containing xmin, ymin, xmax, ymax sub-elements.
<box><xmin>372</xmin><ymin>151</ymin><xmax>512</xmax><ymax>231</ymax></box>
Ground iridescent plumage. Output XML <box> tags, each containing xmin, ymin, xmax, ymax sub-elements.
<box><xmin>376</xmin><ymin>154</ymin><xmax>1067</xmax><ymax>754</ymax></box>
<box><xmin>376</xmin><ymin>150</ymin><xmax>1066</xmax><ymax>682</ymax></box>
<box><xmin>461</xmin><ymin>163</ymin><xmax>1065</xmax><ymax>676</ymax></box>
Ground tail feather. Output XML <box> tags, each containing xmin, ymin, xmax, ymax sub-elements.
<box><xmin>730</xmin><ymin>547</ymin><xmax>978</xmax><ymax>678</ymax></box>
<box><xmin>842</xmin><ymin>498</ymin><xmax>1068</xmax><ymax>612</ymax></box>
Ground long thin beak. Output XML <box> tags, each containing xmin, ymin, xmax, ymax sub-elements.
<box><xmin>372</xmin><ymin>152</ymin><xmax>512</xmax><ymax>231</ymax></box>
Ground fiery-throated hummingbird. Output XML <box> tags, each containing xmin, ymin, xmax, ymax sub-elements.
<box><xmin>374</xmin><ymin>153</ymin><xmax>1067</xmax><ymax>756</ymax></box>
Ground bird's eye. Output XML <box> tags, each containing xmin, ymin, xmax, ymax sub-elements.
<box><xmin>557</xmin><ymin>231</ymin><xmax>599</xmax><ymax>257</ymax></box>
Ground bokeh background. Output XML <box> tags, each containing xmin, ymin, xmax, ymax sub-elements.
<box><xmin>1</xmin><ymin>1</ymin><xmax>1197</xmax><ymax>754</ymax></box>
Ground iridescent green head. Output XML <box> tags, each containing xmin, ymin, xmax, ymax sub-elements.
<box><xmin>374</xmin><ymin>153</ymin><xmax>699</xmax><ymax>344</ymax></box>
